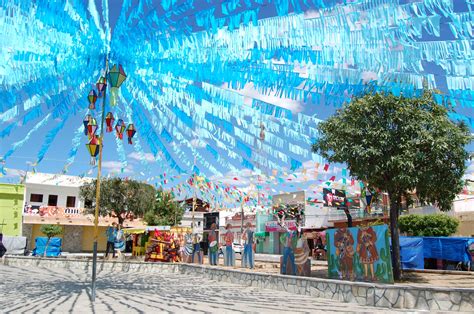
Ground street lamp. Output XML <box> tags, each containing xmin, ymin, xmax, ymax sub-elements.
<box><xmin>85</xmin><ymin>56</ymin><xmax>129</xmax><ymax>302</ymax></box>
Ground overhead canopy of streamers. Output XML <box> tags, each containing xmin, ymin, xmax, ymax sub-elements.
<box><xmin>1</xmin><ymin>0</ymin><xmax>473</xmax><ymax>201</ymax></box>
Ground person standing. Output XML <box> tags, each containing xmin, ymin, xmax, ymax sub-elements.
<box><xmin>224</xmin><ymin>224</ymin><xmax>235</xmax><ymax>266</ymax></box>
<box><xmin>208</xmin><ymin>223</ymin><xmax>218</xmax><ymax>266</ymax></box>
<box><xmin>114</xmin><ymin>224</ymin><xmax>125</xmax><ymax>260</ymax></box>
<box><xmin>0</xmin><ymin>233</ymin><xmax>7</xmax><ymax>263</ymax></box>
<box><xmin>105</xmin><ymin>222</ymin><xmax>117</xmax><ymax>259</ymax></box>
<box><xmin>242</xmin><ymin>222</ymin><xmax>254</xmax><ymax>269</ymax></box>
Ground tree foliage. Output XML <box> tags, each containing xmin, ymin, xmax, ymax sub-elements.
<box><xmin>143</xmin><ymin>189</ymin><xmax>184</xmax><ymax>226</ymax></box>
<box><xmin>312</xmin><ymin>90</ymin><xmax>471</xmax><ymax>280</ymax></box>
<box><xmin>80</xmin><ymin>178</ymin><xmax>155</xmax><ymax>225</ymax></box>
<box><xmin>39</xmin><ymin>224</ymin><xmax>63</xmax><ymax>257</ymax></box>
<box><xmin>399</xmin><ymin>214</ymin><xmax>459</xmax><ymax>237</ymax></box>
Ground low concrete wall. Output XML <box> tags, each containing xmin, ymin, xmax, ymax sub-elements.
<box><xmin>4</xmin><ymin>256</ymin><xmax>473</xmax><ymax>311</ymax></box>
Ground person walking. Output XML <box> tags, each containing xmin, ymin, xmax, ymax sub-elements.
<box><xmin>105</xmin><ymin>222</ymin><xmax>117</xmax><ymax>259</ymax></box>
<box><xmin>114</xmin><ymin>224</ymin><xmax>125</xmax><ymax>260</ymax></box>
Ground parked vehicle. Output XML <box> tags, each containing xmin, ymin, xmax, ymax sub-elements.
<box><xmin>218</xmin><ymin>242</ymin><xmax>243</xmax><ymax>256</ymax></box>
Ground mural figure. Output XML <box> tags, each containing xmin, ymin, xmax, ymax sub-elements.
<box><xmin>294</xmin><ymin>232</ymin><xmax>310</xmax><ymax>276</ymax></box>
<box><xmin>334</xmin><ymin>228</ymin><xmax>354</xmax><ymax>280</ymax></box>
<box><xmin>191</xmin><ymin>233</ymin><xmax>202</xmax><ymax>264</ymax></box>
<box><xmin>280</xmin><ymin>224</ymin><xmax>297</xmax><ymax>275</ymax></box>
<box><xmin>242</xmin><ymin>222</ymin><xmax>254</xmax><ymax>269</ymax></box>
<box><xmin>224</xmin><ymin>223</ymin><xmax>235</xmax><ymax>266</ymax></box>
<box><xmin>208</xmin><ymin>223</ymin><xmax>218</xmax><ymax>265</ymax></box>
<box><xmin>183</xmin><ymin>231</ymin><xmax>194</xmax><ymax>263</ymax></box>
<box><xmin>357</xmin><ymin>227</ymin><xmax>379</xmax><ymax>281</ymax></box>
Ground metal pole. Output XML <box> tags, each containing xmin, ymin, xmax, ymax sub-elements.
<box><xmin>91</xmin><ymin>55</ymin><xmax>108</xmax><ymax>302</ymax></box>
<box><xmin>240</xmin><ymin>201</ymin><xmax>244</xmax><ymax>235</ymax></box>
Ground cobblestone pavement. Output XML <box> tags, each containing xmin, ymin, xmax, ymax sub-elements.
<box><xmin>0</xmin><ymin>264</ymin><xmax>412</xmax><ymax>313</ymax></box>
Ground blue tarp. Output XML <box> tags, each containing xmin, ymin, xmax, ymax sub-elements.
<box><xmin>422</xmin><ymin>237</ymin><xmax>473</xmax><ymax>263</ymax></box>
<box><xmin>32</xmin><ymin>237</ymin><xmax>62</xmax><ymax>257</ymax></box>
<box><xmin>400</xmin><ymin>237</ymin><xmax>424</xmax><ymax>270</ymax></box>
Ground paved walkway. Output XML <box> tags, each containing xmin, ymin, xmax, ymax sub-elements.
<box><xmin>1</xmin><ymin>264</ymin><xmax>409</xmax><ymax>313</ymax></box>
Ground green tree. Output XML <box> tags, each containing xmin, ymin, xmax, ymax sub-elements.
<box><xmin>399</xmin><ymin>214</ymin><xmax>459</xmax><ymax>237</ymax></box>
<box><xmin>80</xmin><ymin>178</ymin><xmax>155</xmax><ymax>225</ymax></box>
<box><xmin>39</xmin><ymin>224</ymin><xmax>63</xmax><ymax>257</ymax></box>
<box><xmin>143</xmin><ymin>189</ymin><xmax>185</xmax><ymax>226</ymax></box>
<box><xmin>312</xmin><ymin>91</ymin><xmax>471</xmax><ymax>280</ymax></box>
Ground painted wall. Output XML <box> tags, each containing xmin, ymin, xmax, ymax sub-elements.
<box><xmin>0</xmin><ymin>183</ymin><xmax>25</xmax><ymax>236</ymax></box>
<box><xmin>81</xmin><ymin>226</ymin><xmax>108</xmax><ymax>252</ymax></box>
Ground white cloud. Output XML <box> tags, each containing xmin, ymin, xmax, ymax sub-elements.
<box><xmin>127</xmin><ymin>152</ymin><xmax>156</xmax><ymax>163</ymax></box>
<box><xmin>102</xmin><ymin>161</ymin><xmax>133</xmax><ymax>174</ymax></box>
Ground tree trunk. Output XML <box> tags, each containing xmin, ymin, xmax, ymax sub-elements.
<box><xmin>388</xmin><ymin>192</ymin><xmax>402</xmax><ymax>281</ymax></box>
<box><xmin>43</xmin><ymin>237</ymin><xmax>50</xmax><ymax>257</ymax></box>
<box><xmin>118</xmin><ymin>214</ymin><xmax>125</xmax><ymax>226</ymax></box>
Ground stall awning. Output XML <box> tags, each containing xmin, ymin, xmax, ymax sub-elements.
<box><xmin>255</xmin><ymin>231</ymin><xmax>268</xmax><ymax>237</ymax></box>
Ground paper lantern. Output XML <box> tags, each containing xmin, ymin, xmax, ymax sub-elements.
<box><xmin>83</xmin><ymin>114</ymin><xmax>92</xmax><ymax>136</ymax></box>
<box><xmin>87</xmin><ymin>90</ymin><xmax>97</xmax><ymax>110</ymax></box>
<box><xmin>115</xmin><ymin>119</ymin><xmax>126</xmax><ymax>139</ymax></box>
<box><xmin>105</xmin><ymin>112</ymin><xmax>115</xmax><ymax>132</ymax></box>
<box><xmin>107</xmin><ymin>64</ymin><xmax>127</xmax><ymax>88</ymax></box>
<box><xmin>87</xmin><ymin>118</ymin><xmax>98</xmax><ymax>139</ymax></box>
<box><xmin>96</xmin><ymin>76</ymin><xmax>107</xmax><ymax>97</ymax></box>
<box><xmin>86</xmin><ymin>136</ymin><xmax>101</xmax><ymax>165</ymax></box>
<box><xmin>127</xmin><ymin>123</ymin><xmax>136</xmax><ymax>144</ymax></box>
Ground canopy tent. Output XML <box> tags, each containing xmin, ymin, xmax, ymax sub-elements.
<box><xmin>0</xmin><ymin>1</ymin><xmax>473</xmax><ymax>203</ymax></box>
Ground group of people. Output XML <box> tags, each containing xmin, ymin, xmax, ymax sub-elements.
<box><xmin>105</xmin><ymin>222</ymin><xmax>126</xmax><ymax>259</ymax></box>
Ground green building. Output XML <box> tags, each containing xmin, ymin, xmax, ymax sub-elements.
<box><xmin>0</xmin><ymin>183</ymin><xmax>25</xmax><ymax>236</ymax></box>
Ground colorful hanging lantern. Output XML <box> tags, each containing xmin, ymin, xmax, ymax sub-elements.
<box><xmin>105</xmin><ymin>112</ymin><xmax>115</xmax><ymax>132</ymax></box>
<box><xmin>83</xmin><ymin>115</ymin><xmax>92</xmax><ymax>136</ymax></box>
<box><xmin>127</xmin><ymin>123</ymin><xmax>136</xmax><ymax>144</ymax></box>
<box><xmin>107</xmin><ymin>64</ymin><xmax>127</xmax><ymax>88</ymax></box>
<box><xmin>86</xmin><ymin>136</ymin><xmax>100</xmax><ymax>165</ymax></box>
<box><xmin>87</xmin><ymin>90</ymin><xmax>97</xmax><ymax>110</ymax></box>
<box><xmin>107</xmin><ymin>65</ymin><xmax>126</xmax><ymax>106</ymax></box>
<box><xmin>87</xmin><ymin>118</ymin><xmax>98</xmax><ymax>139</ymax></box>
<box><xmin>96</xmin><ymin>76</ymin><xmax>107</xmax><ymax>97</ymax></box>
<box><xmin>115</xmin><ymin>119</ymin><xmax>126</xmax><ymax>139</ymax></box>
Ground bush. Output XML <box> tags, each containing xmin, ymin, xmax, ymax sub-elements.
<box><xmin>399</xmin><ymin>214</ymin><xmax>459</xmax><ymax>237</ymax></box>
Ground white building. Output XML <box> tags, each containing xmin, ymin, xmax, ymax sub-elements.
<box><xmin>24</xmin><ymin>173</ymin><xmax>92</xmax><ymax>211</ymax></box>
<box><xmin>22</xmin><ymin>173</ymin><xmax>144</xmax><ymax>253</ymax></box>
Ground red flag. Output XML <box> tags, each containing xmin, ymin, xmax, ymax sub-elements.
<box><xmin>329</xmin><ymin>176</ymin><xmax>335</xmax><ymax>181</ymax></box>
<box><xmin>324</xmin><ymin>164</ymin><xmax>329</xmax><ymax>171</ymax></box>
<box><xmin>233</xmin><ymin>177</ymin><xmax>239</xmax><ymax>180</ymax></box>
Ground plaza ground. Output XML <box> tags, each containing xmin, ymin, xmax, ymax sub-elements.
<box><xmin>0</xmin><ymin>263</ymin><xmax>409</xmax><ymax>313</ymax></box>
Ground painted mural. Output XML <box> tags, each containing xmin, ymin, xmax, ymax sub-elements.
<box><xmin>326</xmin><ymin>225</ymin><xmax>394</xmax><ymax>284</ymax></box>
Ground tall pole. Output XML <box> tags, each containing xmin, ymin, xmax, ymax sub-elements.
<box><xmin>192</xmin><ymin>177</ymin><xmax>196</xmax><ymax>233</ymax></box>
<box><xmin>240</xmin><ymin>200</ymin><xmax>244</xmax><ymax>235</ymax></box>
<box><xmin>91</xmin><ymin>55</ymin><xmax>108</xmax><ymax>302</ymax></box>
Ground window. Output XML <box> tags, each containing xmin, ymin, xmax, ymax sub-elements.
<box><xmin>48</xmin><ymin>195</ymin><xmax>58</xmax><ymax>206</ymax></box>
<box><xmin>66</xmin><ymin>196</ymin><xmax>76</xmax><ymax>208</ymax></box>
<box><xmin>30</xmin><ymin>194</ymin><xmax>43</xmax><ymax>203</ymax></box>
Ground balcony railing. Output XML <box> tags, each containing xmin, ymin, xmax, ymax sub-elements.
<box><xmin>24</xmin><ymin>205</ymin><xmax>84</xmax><ymax>217</ymax></box>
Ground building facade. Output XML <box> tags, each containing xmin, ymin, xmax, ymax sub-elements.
<box><xmin>22</xmin><ymin>173</ymin><xmax>144</xmax><ymax>252</ymax></box>
<box><xmin>0</xmin><ymin>183</ymin><xmax>25</xmax><ymax>236</ymax></box>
